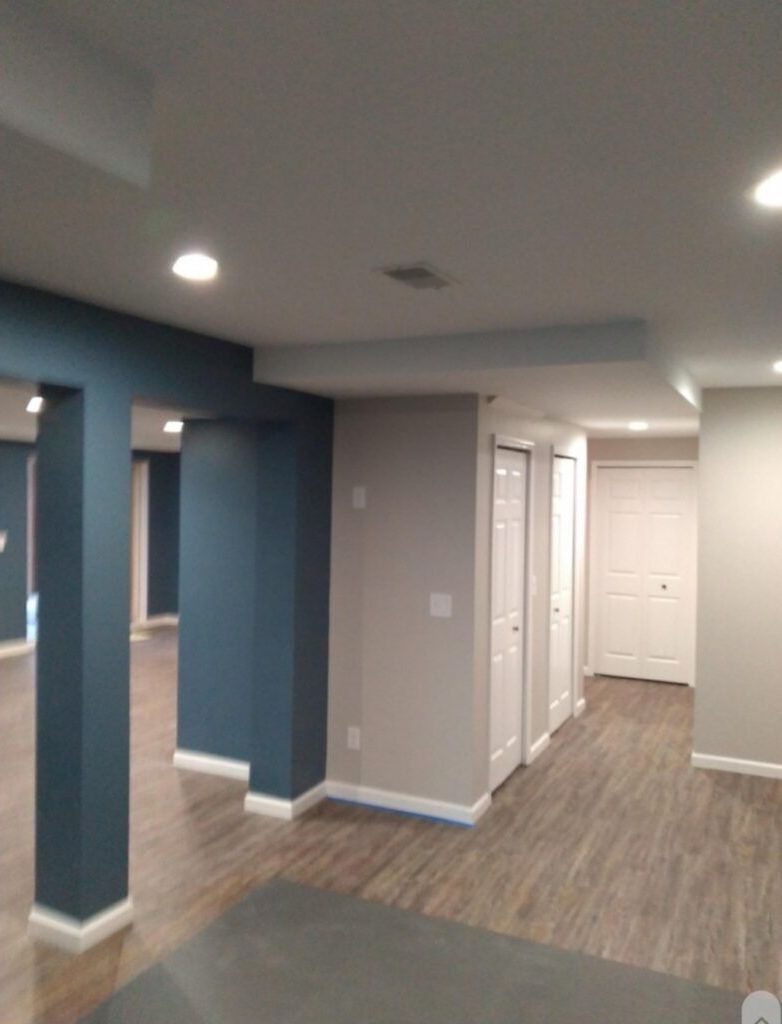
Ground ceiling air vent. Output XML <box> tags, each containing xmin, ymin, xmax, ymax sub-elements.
<box><xmin>379</xmin><ymin>262</ymin><xmax>453</xmax><ymax>290</ymax></box>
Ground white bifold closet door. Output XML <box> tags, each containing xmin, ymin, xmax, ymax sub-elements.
<box><xmin>548</xmin><ymin>455</ymin><xmax>576</xmax><ymax>734</ymax></box>
<box><xmin>593</xmin><ymin>466</ymin><xmax>696</xmax><ymax>684</ymax></box>
<box><xmin>489</xmin><ymin>447</ymin><xmax>528</xmax><ymax>792</ymax></box>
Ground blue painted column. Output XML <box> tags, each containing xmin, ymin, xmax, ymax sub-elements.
<box><xmin>177</xmin><ymin>414</ymin><xmax>332</xmax><ymax>810</ymax></box>
<box><xmin>248</xmin><ymin>416</ymin><xmax>332</xmax><ymax>805</ymax></box>
<box><xmin>177</xmin><ymin>420</ymin><xmax>259</xmax><ymax>762</ymax></box>
<box><xmin>32</xmin><ymin>386</ymin><xmax>133</xmax><ymax>944</ymax></box>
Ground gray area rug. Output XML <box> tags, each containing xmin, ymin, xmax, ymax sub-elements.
<box><xmin>81</xmin><ymin>879</ymin><xmax>742</xmax><ymax>1023</ymax></box>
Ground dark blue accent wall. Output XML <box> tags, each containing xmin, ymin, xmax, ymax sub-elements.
<box><xmin>134</xmin><ymin>451</ymin><xmax>180</xmax><ymax>616</ymax></box>
<box><xmin>0</xmin><ymin>441</ymin><xmax>32</xmax><ymax>642</ymax></box>
<box><xmin>178</xmin><ymin>422</ymin><xmax>258</xmax><ymax>761</ymax></box>
<box><xmin>0</xmin><ymin>278</ymin><xmax>333</xmax><ymax>920</ymax></box>
<box><xmin>36</xmin><ymin>387</ymin><xmax>132</xmax><ymax>918</ymax></box>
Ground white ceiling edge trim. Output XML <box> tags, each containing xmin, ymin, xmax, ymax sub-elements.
<box><xmin>253</xmin><ymin>319</ymin><xmax>648</xmax><ymax>391</ymax></box>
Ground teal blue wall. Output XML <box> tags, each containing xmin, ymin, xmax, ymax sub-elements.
<box><xmin>134</xmin><ymin>451</ymin><xmax>180</xmax><ymax>616</ymax></box>
<box><xmin>0</xmin><ymin>279</ymin><xmax>332</xmax><ymax>920</ymax></box>
<box><xmin>178</xmin><ymin>422</ymin><xmax>258</xmax><ymax>761</ymax></box>
<box><xmin>0</xmin><ymin>441</ymin><xmax>32</xmax><ymax>642</ymax></box>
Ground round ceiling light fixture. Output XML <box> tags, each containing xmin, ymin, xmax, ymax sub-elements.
<box><xmin>628</xmin><ymin>420</ymin><xmax>649</xmax><ymax>432</ymax></box>
<box><xmin>172</xmin><ymin>252</ymin><xmax>219</xmax><ymax>282</ymax></box>
<box><xmin>753</xmin><ymin>169</ymin><xmax>782</xmax><ymax>209</ymax></box>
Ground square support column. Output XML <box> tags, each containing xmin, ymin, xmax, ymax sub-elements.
<box><xmin>175</xmin><ymin>415</ymin><xmax>332</xmax><ymax>819</ymax></box>
<box><xmin>245</xmin><ymin>419</ymin><xmax>332</xmax><ymax>819</ymax></box>
<box><xmin>29</xmin><ymin>386</ymin><xmax>133</xmax><ymax>953</ymax></box>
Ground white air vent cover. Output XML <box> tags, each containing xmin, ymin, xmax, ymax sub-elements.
<box><xmin>379</xmin><ymin>262</ymin><xmax>453</xmax><ymax>290</ymax></box>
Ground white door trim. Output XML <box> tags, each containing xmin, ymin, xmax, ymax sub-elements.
<box><xmin>588</xmin><ymin>460</ymin><xmax>698</xmax><ymax>684</ymax></box>
<box><xmin>548</xmin><ymin>452</ymin><xmax>578</xmax><ymax>733</ymax></box>
<box><xmin>26</xmin><ymin>453</ymin><xmax>36</xmax><ymax>598</ymax></box>
<box><xmin>130</xmin><ymin>459</ymin><xmax>150</xmax><ymax>628</ymax></box>
<box><xmin>490</xmin><ymin>435</ymin><xmax>536</xmax><ymax>771</ymax></box>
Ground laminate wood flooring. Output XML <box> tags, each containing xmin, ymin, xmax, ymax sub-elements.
<box><xmin>0</xmin><ymin>630</ymin><xmax>779</xmax><ymax>1023</ymax></box>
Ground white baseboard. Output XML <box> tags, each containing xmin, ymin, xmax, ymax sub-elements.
<box><xmin>583</xmin><ymin>665</ymin><xmax>594</xmax><ymax>678</ymax></box>
<box><xmin>134</xmin><ymin>614</ymin><xmax>179</xmax><ymax>630</ymax></box>
<box><xmin>173</xmin><ymin>748</ymin><xmax>250</xmax><ymax>782</ymax></box>
<box><xmin>526</xmin><ymin>732</ymin><xmax>551</xmax><ymax>765</ymax></box>
<box><xmin>245</xmin><ymin>782</ymin><xmax>327</xmax><ymax>821</ymax></box>
<box><xmin>0</xmin><ymin>638</ymin><xmax>35</xmax><ymax>660</ymax></box>
<box><xmin>28</xmin><ymin>897</ymin><xmax>133</xmax><ymax>954</ymax></box>
<box><xmin>325</xmin><ymin>780</ymin><xmax>491</xmax><ymax>826</ymax></box>
<box><xmin>574</xmin><ymin>697</ymin><xmax>587</xmax><ymax>718</ymax></box>
<box><xmin>692</xmin><ymin>752</ymin><xmax>782</xmax><ymax>781</ymax></box>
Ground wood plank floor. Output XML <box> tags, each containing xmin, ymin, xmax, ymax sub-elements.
<box><xmin>1</xmin><ymin>629</ymin><xmax>780</xmax><ymax>1023</ymax></box>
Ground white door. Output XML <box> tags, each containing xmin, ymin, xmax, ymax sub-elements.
<box><xmin>594</xmin><ymin>466</ymin><xmax>696</xmax><ymax>684</ymax></box>
<box><xmin>489</xmin><ymin>447</ymin><xmax>528</xmax><ymax>791</ymax></box>
<box><xmin>549</xmin><ymin>456</ymin><xmax>576</xmax><ymax>733</ymax></box>
<box><xmin>130</xmin><ymin>459</ymin><xmax>149</xmax><ymax>627</ymax></box>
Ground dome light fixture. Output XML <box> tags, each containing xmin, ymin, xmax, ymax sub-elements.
<box><xmin>753</xmin><ymin>169</ymin><xmax>782</xmax><ymax>209</ymax></box>
<box><xmin>172</xmin><ymin>252</ymin><xmax>219</xmax><ymax>282</ymax></box>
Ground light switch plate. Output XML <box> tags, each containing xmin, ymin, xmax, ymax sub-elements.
<box><xmin>429</xmin><ymin>592</ymin><xmax>453</xmax><ymax>618</ymax></box>
<box><xmin>352</xmin><ymin>486</ymin><xmax>367</xmax><ymax>510</ymax></box>
<box><xmin>347</xmin><ymin>726</ymin><xmax>361</xmax><ymax>751</ymax></box>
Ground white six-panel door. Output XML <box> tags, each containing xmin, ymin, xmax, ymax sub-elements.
<box><xmin>549</xmin><ymin>456</ymin><xmax>576</xmax><ymax>734</ymax></box>
<box><xmin>593</xmin><ymin>466</ymin><xmax>696</xmax><ymax>684</ymax></box>
<box><xmin>489</xmin><ymin>447</ymin><xmax>528</xmax><ymax>791</ymax></box>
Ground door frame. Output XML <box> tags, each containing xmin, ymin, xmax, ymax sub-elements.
<box><xmin>130</xmin><ymin>458</ymin><xmax>150</xmax><ymax>627</ymax></box>
<box><xmin>548</xmin><ymin>451</ymin><xmax>579</xmax><ymax>733</ymax></box>
<box><xmin>587</xmin><ymin>460</ymin><xmax>698</xmax><ymax>685</ymax></box>
<box><xmin>490</xmin><ymin>434</ymin><xmax>536</xmax><ymax>771</ymax></box>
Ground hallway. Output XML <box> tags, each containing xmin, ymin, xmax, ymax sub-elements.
<box><xmin>1</xmin><ymin>634</ymin><xmax>780</xmax><ymax>1022</ymax></box>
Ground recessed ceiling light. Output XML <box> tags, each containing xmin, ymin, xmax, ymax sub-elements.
<box><xmin>773</xmin><ymin>360</ymin><xmax>782</xmax><ymax>374</ymax></box>
<box><xmin>753</xmin><ymin>169</ymin><xmax>782</xmax><ymax>209</ymax></box>
<box><xmin>628</xmin><ymin>420</ymin><xmax>649</xmax><ymax>432</ymax></box>
<box><xmin>163</xmin><ymin>420</ymin><xmax>184</xmax><ymax>434</ymax></box>
<box><xmin>171</xmin><ymin>252</ymin><xmax>218</xmax><ymax>281</ymax></box>
<box><xmin>26</xmin><ymin>396</ymin><xmax>44</xmax><ymax>414</ymax></box>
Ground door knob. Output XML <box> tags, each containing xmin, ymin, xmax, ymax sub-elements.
<box><xmin>512</xmin><ymin>626</ymin><xmax>520</xmax><ymax>632</ymax></box>
<box><xmin>661</xmin><ymin>584</ymin><xmax>668</xmax><ymax>591</ymax></box>
<box><xmin>554</xmin><ymin>607</ymin><xmax>560</xmax><ymax>613</ymax></box>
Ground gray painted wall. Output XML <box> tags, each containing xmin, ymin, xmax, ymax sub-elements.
<box><xmin>694</xmin><ymin>388</ymin><xmax>782</xmax><ymax>766</ymax></box>
<box><xmin>588</xmin><ymin>436</ymin><xmax>699</xmax><ymax>465</ymax></box>
<box><xmin>327</xmin><ymin>395</ymin><xmax>587</xmax><ymax>810</ymax></box>
<box><xmin>327</xmin><ymin>396</ymin><xmax>480</xmax><ymax>806</ymax></box>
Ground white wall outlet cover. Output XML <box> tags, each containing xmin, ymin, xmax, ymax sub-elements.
<box><xmin>0</xmin><ymin>531</ymin><xmax>7</xmax><ymax>553</ymax></box>
<box><xmin>347</xmin><ymin>726</ymin><xmax>361</xmax><ymax>751</ymax></box>
<box><xmin>429</xmin><ymin>593</ymin><xmax>453</xmax><ymax>618</ymax></box>
<box><xmin>352</xmin><ymin>486</ymin><xmax>367</xmax><ymax>510</ymax></box>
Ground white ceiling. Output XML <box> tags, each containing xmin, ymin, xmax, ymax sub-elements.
<box><xmin>2</xmin><ymin>1</ymin><xmax>782</xmax><ymax>434</ymax></box>
<box><xmin>0</xmin><ymin>381</ymin><xmax>182</xmax><ymax>451</ymax></box>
